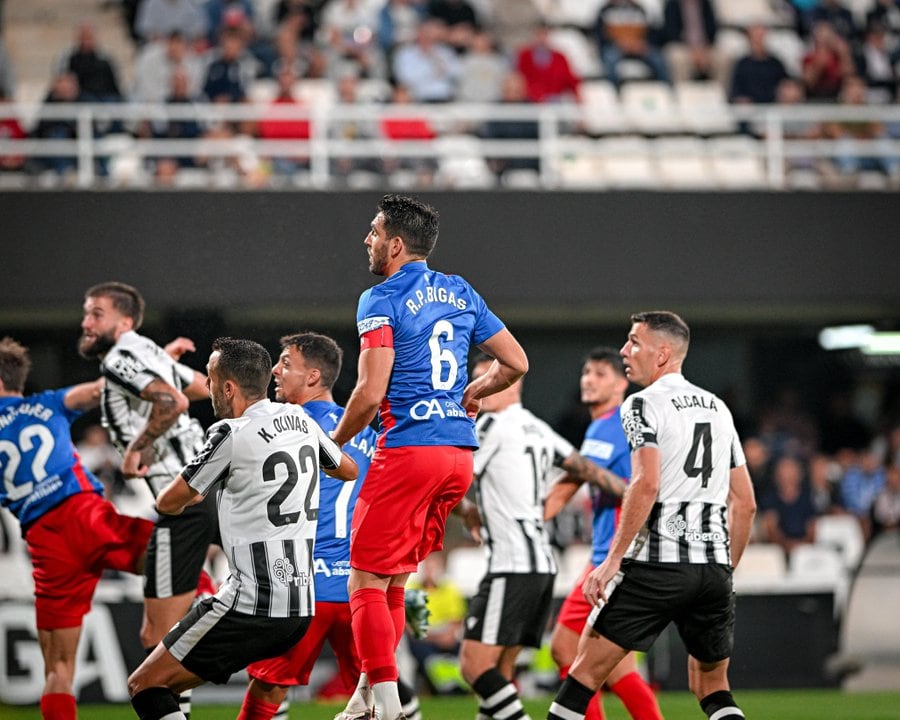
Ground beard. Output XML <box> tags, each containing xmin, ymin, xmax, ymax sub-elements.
<box><xmin>78</xmin><ymin>331</ymin><xmax>117</xmax><ymax>359</ymax></box>
<box><xmin>368</xmin><ymin>246</ymin><xmax>387</xmax><ymax>276</ymax></box>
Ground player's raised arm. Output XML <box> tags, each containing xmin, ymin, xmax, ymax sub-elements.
<box><xmin>560</xmin><ymin>451</ymin><xmax>627</xmax><ymax>498</ymax></box>
<box><xmin>462</xmin><ymin>328</ymin><xmax>528</xmax><ymax>415</ymax></box>
<box><xmin>331</xmin><ymin>345</ymin><xmax>394</xmax><ymax>446</ymax></box>
<box><xmin>122</xmin><ymin>378</ymin><xmax>190</xmax><ymax>477</ymax></box>
<box><xmin>62</xmin><ymin>378</ymin><xmax>105</xmax><ymax>411</ymax></box>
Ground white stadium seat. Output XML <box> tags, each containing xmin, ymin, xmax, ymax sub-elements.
<box><xmin>654</xmin><ymin>136</ymin><xmax>717</xmax><ymax>189</ymax></box>
<box><xmin>596</xmin><ymin>135</ymin><xmax>659</xmax><ymax>188</ymax></box>
<box><xmin>620</xmin><ymin>82</ymin><xmax>685</xmax><ymax>135</ymax></box>
<box><xmin>708</xmin><ymin>135</ymin><xmax>768</xmax><ymax>189</ymax></box>
<box><xmin>675</xmin><ymin>81</ymin><xmax>737</xmax><ymax>136</ymax></box>
<box><xmin>732</xmin><ymin>542</ymin><xmax>787</xmax><ymax>591</ymax></box>
<box><xmin>549</xmin><ymin>28</ymin><xmax>604</xmax><ymax>79</ymax></box>
<box><xmin>815</xmin><ymin>515</ymin><xmax>865</xmax><ymax>572</ymax></box>
<box><xmin>580</xmin><ymin>80</ymin><xmax>627</xmax><ymax>135</ymax></box>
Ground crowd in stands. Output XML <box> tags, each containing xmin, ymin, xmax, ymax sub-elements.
<box><xmin>0</xmin><ymin>0</ymin><xmax>899</xmax><ymax>186</ymax></box>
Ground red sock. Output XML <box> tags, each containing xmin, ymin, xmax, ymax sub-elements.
<box><xmin>349</xmin><ymin>587</ymin><xmax>398</xmax><ymax>684</ymax></box>
<box><xmin>585</xmin><ymin>689</ymin><xmax>605</xmax><ymax>720</ymax></box>
<box><xmin>387</xmin><ymin>585</ymin><xmax>406</xmax><ymax>647</ymax></box>
<box><xmin>237</xmin><ymin>693</ymin><xmax>281</xmax><ymax>720</ymax></box>
<box><xmin>40</xmin><ymin>693</ymin><xmax>76</xmax><ymax>720</ymax></box>
<box><xmin>609</xmin><ymin>671</ymin><xmax>663</xmax><ymax>720</ymax></box>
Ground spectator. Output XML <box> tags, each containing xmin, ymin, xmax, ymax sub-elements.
<box><xmin>328</xmin><ymin>72</ymin><xmax>381</xmax><ymax>178</ymax></box>
<box><xmin>379</xmin><ymin>83</ymin><xmax>438</xmax><ymax>182</ymax></box>
<box><xmin>808</xmin><ymin>453</ymin><xmax>845</xmax><ymax>516</ymax></box>
<box><xmin>729</xmin><ymin>25</ymin><xmax>789</xmax><ymax>104</ymax></box>
<box><xmin>866</xmin><ymin>0</ymin><xmax>900</xmax><ymax>46</ymax></box>
<box><xmin>0</xmin><ymin>37</ymin><xmax>16</xmax><ymax>99</ymax></box>
<box><xmin>272</xmin><ymin>0</ymin><xmax>319</xmax><ymax>42</ymax></box>
<box><xmin>743</xmin><ymin>435</ymin><xmax>774</xmax><ymax>500</ymax></box>
<box><xmin>149</xmin><ymin>66</ymin><xmax>205</xmax><ymax>177</ymax></box>
<box><xmin>841</xmin><ymin>442</ymin><xmax>888</xmax><ymax>539</ymax></box>
<box><xmin>810</xmin><ymin>0</ymin><xmax>858</xmax><ymax>43</ymax></box>
<box><xmin>478</xmin><ymin>71</ymin><xmax>539</xmax><ymax>178</ymax></box>
<box><xmin>204</xmin><ymin>0</ymin><xmax>256</xmax><ymax>47</ymax></box>
<box><xmin>456</xmin><ymin>28</ymin><xmax>509</xmax><ymax>102</ymax></box>
<box><xmin>802</xmin><ymin>20</ymin><xmax>855</xmax><ymax>100</ymax></box>
<box><xmin>131</xmin><ymin>31</ymin><xmax>205</xmax><ymax>104</ymax></box>
<box><xmin>428</xmin><ymin>0</ymin><xmax>479</xmax><ymax>51</ymax></box>
<box><xmin>392</xmin><ymin>19</ymin><xmax>461</xmax><ymax>101</ymax></box>
<box><xmin>0</xmin><ymin>86</ymin><xmax>26</xmax><ymax>172</ymax></box>
<box><xmin>32</xmin><ymin>72</ymin><xmax>82</xmax><ymax>176</ymax></box>
<box><xmin>135</xmin><ymin>0</ymin><xmax>210</xmax><ymax>45</ymax></box>
<box><xmin>660</xmin><ymin>0</ymin><xmax>729</xmax><ymax>85</ymax></box>
<box><xmin>378</xmin><ymin>0</ymin><xmax>428</xmax><ymax>55</ymax></box>
<box><xmin>516</xmin><ymin>23</ymin><xmax>581</xmax><ymax>102</ymax></box>
<box><xmin>258</xmin><ymin>65</ymin><xmax>311</xmax><ymax>174</ymax></box>
<box><xmin>855</xmin><ymin>19</ymin><xmax>900</xmax><ymax>104</ymax></box>
<box><xmin>760</xmin><ymin>455</ymin><xmax>817</xmax><ymax>556</ymax></box>
<box><xmin>319</xmin><ymin>0</ymin><xmax>379</xmax><ymax>43</ymax></box>
<box><xmin>266</xmin><ymin>17</ymin><xmax>327</xmax><ymax>79</ymax></box>
<box><xmin>322</xmin><ymin>9</ymin><xmax>388</xmax><ymax>81</ymax></box>
<box><xmin>825</xmin><ymin>74</ymin><xmax>897</xmax><ymax>176</ymax></box>
<box><xmin>202</xmin><ymin>26</ymin><xmax>259</xmax><ymax>103</ymax></box>
<box><xmin>773</xmin><ymin>77</ymin><xmax>826</xmax><ymax>173</ymax></box>
<box><xmin>57</xmin><ymin>22</ymin><xmax>122</xmax><ymax>102</ymax></box>
<box><xmin>595</xmin><ymin>0</ymin><xmax>669</xmax><ymax>87</ymax></box>
<box><xmin>872</xmin><ymin>462</ymin><xmax>900</xmax><ymax>535</ymax></box>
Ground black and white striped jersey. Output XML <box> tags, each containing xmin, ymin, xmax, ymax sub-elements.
<box><xmin>182</xmin><ymin>399</ymin><xmax>343</xmax><ymax>618</ymax></box>
<box><xmin>100</xmin><ymin>331</ymin><xmax>205</xmax><ymax>496</ymax></box>
<box><xmin>473</xmin><ymin>404</ymin><xmax>574</xmax><ymax>574</ymax></box>
<box><xmin>620</xmin><ymin>373</ymin><xmax>746</xmax><ymax>566</ymax></box>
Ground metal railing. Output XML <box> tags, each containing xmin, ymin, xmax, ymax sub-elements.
<box><xmin>2</xmin><ymin>101</ymin><xmax>899</xmax><ymax>189</ymax></box>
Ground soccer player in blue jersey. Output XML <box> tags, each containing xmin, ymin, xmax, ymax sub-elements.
<box><xmin>0</xmin><ymin>337</ymin><xmax>153</xmax><ymax>720</ymax></box>
<box><xmin>546</xmin><ymin>348</ymin><xmax>662</xmax><ymax>720</ymax></box>
<box><xmin>331</xmin><ymin>194</ymin><xmax>529</xmax><ymax>720</ymax></box>
<box><xmin>238</xmin><ymin>332</ymin><xmax>376</xmax><ymax>720</ymax></box>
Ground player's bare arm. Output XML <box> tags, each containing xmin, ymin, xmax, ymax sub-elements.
<box><xmin>462</xmin><ymin>328</ymin><xmax>528</xmax><ymax>415</ymax></box>
<box><xmin>561</xmin><ymin>451</ymin><xmax>627</xmax><ymax>498</ymax></box>
<box><xmin>726</xmin><ymin>464</ymin><xmax>756</xmax><ymax>568</ymax></box>
<box><xmin>156</xmin><ymin>475</ymin><xmax>202</xmax><ymax>515</ymax></box>
<box><xmin>332</xmin><ymin>346</ymin><xmax>394</xmax><ymax>445</ymax></box>
<box><xmin>122</xmin><ymin>378</ymin><xmax>189</xmax><ymax>477</ymax></box>
<box><xmin>452</xmin><ymin>495</ymin><xmax>483</xmax><ymax>543</ymax></box>
<box><xmin>543</xmin><ymin>474</ymin><xmax>581</xmax><ymax>520</ymax></box>
<box><xmin>323</xmin><ymin>451</ymin><xmax>359</xmax><ymax>482</ymax></box>
<box><xmin>164</xmin><ymin>337</ymin><xmax>196</xmax><ymax>361</ymax></box>
<box><xmin>182</xmin><ymin>370</ymin><xmax>210</xmax><ymax>401</ymax></box>
<box><xmin>584</xmin><ymin>446</ymin><xmax>660</xmax><ymax>606</ymax></box>
<box><xmin>62</xmin><ymin>378</ymin><xmax>105</xmax><ymax>411</ymax></box>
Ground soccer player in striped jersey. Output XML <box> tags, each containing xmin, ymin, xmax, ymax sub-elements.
<box><xmin>457</xmin><ymin>355</ymin><xmax>626</xmax><ymax>720</ymax></box>
<box><xmin>128</xmin><ymin>337</ymin><xmax>359</xmax><ymax>720</ymax></box>
<box><xmin>547</xmin><ymin>312</ymin><xmax>757</xmax><ymax>720</ymax></box>
<box><xmin>238</xmin><ymin>332</ymin><xmax>376</xmax><ymax>720</ymax></box>
<box><xmin>545</xmin><ymin>348</ymin><xmax>662</xmax><ymax>720</ymax></box>
<box><xmin>0</xmin><ymin>336</ymin><xmax>153</xmax><ymax>720</ymax></box>
<box><xmin>79</xmin><ymin>282</ymin><xmax>216</xmax><ymax>717</ymax></box>
<box><xmin>331</xmin><ymin>195</ymin><xmax>529</xmax><ymax>720</ymax></box>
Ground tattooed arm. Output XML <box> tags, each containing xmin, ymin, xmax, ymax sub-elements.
<box><xmin>121</xmin><ymin>378</ymin><xmax>189</xmax><ymax>478</ymax></box>
<box><xmin>560</xmin><ymin>451</ymin><xmax>627</xmax><ymax>499</ymax></box>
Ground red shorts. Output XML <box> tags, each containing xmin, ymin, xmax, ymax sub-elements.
<box><xmin>351</xmin><ymin>445</ymin><xmax>473</xmax><ymax>575</ymax></box>
<box><xmin>556</xmin><ymin>563</ymin><xmax>597</xmax><ymax>634</ymax></box>
<box><xmin>25</xmin><ymin>492</ymin><xmax>153</xmax><ymax>630</ymax></box>
<box><xmin>246</xmin><ymin>601</ymin><xmax>360</xmax><ymax>687</ymax></box>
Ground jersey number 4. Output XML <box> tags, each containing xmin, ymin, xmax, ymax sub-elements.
<box><xmin>683</xmin><ymin>422</ymin><xmax>712</xmax><ymax>488</ymax></box>
<box><xmin>262</xmin><ymin>446</ymin><xmax>319</xmax><ymax>527</ymax></box>
<box><xmin>0</xmin><ymin>424</ymin><xmax>56</xmax><ymax>501</ymax></box>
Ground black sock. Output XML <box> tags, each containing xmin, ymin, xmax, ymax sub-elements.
<box><xmin>700</xmin><ymin>689</ymin><xmax>744</xmax><ymax>719</ymax></box>
<box><xmin>548</xmin><ymin>675</ymin><xmax>595</xmax><ymax>720</ymax></box>
<box><xmin>472</xmin><ymin>668</ymin><xmax>527</xmax><ymax>719</ymax></box>
<box><xmin>131</xmin><ymin>687</ymin><xmax>182</xmax><ymax>720</ymax></box>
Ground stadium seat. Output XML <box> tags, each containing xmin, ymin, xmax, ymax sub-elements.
<box><xmin>620</xmin><ymin>82</ymin><xmax>685</xmax><ymax>135</ymax></box>
<box><xmin>445</xmin><ymin>545</ymin><xmax>489</xmax><ymax>598</ymax></box>
<box><xmin>555</xmin><ymin>138</ymin><xmax>608</xmax><ymax>188</ymax></box>
<box><xmin>788</xmin><ymin>542</ymin><xmax>849</xmax><ymax>613</ymax></box>
<box><xmin>355</xmin><ymin>78</ymin><xmax>392</xmax><ymax>104</ymax></box>
<box><xmin>248</xmin><ymin>78</ymin><xmax>278</xmax><ymax>105</ymax></box>
<box><xmin>712</xmin><ymin>0</ymin><xmax>781</xmax><ymax>28</ymax></box>
<box><xmin>675</xmin><ymin>81</ymin><xmax>736</xmax><ymax>136</ymax></box>
<box><xmin>500</xmin><ymin>168</ymin><xmax>542</xmax><ymax>189</ymax></box>
<box><xmin>540</xmin><ymin>0</ymin><xmax>606</xmax><ymax>28</ymax></box>
<box><xmin>435</xmin><ymin>134</ymin><xmax>497</xmax><ymax>189</ymax></box>
<box><xmin>708</xmin><ymin>135</ymin><xmax>768</xmax><ymax>189</ymax></box>
<box><xmin>766</xmin><ymin>28</ymin><xmax>805</xmax><ymax>78</ymax></box>
<box><xmin>548</xmin><ymin>28</ymin><xmax>604</xmax><ymax>79</ymax></box>
<box><xmin>292</xmin><ymin>78</ymin><xmax>337</xmax><ymax>110</ymax></box>
<box><xmin>580</xmin><ymin>79</ymin><xmax>627</xmax><ymax>136</ymax></box>
<box><xmin>595</xmin><ymin>135</ymin><xmax>658</xmax><ymax>188</ymax></box>
<box><xmin>554</xmin><ymin>543</ymin><xmax>593</xmax><ymax>597</ymax></box>
<box><xmin>732</xmin><ymin>543</ymin><xmax>787</xmax><ymax>591</ymax></box>
<box><xmin>815</xmin><ymin>515</ymin><xmax>865</xmax><ymax>572</ymax></box>
<box><xmin>654</xmin><ymin>136</ymin><xmax>717</xmax><ymax>189</ymax></box>
<box><xmin>634</xmin><ymin>0</ymin><xmax>664</xmax><ymax>25</ymax></box>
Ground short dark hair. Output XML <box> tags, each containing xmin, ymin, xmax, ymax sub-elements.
<box><xmin>211</xmin><ymin>337</ymin><xmax>272</xmax><ymax>399</ymax></box>
<box><xmin>630</xmin><ymin>311</ymin><xmax>691</xmax><ymax>346</ymax></box>
<box><xmin>85</xmin><ymin>281</ymin><xmax>145</xmax><ymax>329</ymax></box>
<box><xmin>0</xmin><ymin>337</ymin><xmax>31</xmax><ymax>393</ymax></box>
<box><xmin>279</xmin><ymin>332</ymin><xmax>343</xmax><ymax>390</ymax></box>
<box><xmin>585</xmin><ymin>346</ymin><xmax>625</xmax><ymax>377</ymax></box>
<box><xmin>378</xmin><ymin>194</ymin><xmax>439</xmax><ymax>258</ymax></box>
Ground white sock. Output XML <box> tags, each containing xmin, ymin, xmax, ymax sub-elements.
<box><xmin>344</xmin><ymin>672</ymin><xmax>372</xmax><ymax>714</ymax></box>
<box><xmin>372</xmin><ymin>680</ymin><xmax>402</xmax><ymax>719</ymax></box>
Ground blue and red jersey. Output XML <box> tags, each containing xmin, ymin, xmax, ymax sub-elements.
<box><xmin>580</xmin><ymin>406</ymin><xmax>631</xmax><ymax>565</ymax></box>
<box><xmin>0</xmin><ymin>389</ymin><xmax>103</xmax><ymax>530</ymax></box>
<box><xmin>304</xmin><ymin>400</ymin><xmax>375</xmax><ymax>602</ymax></box>
<box><xmin>356</xmin><ymin>261</ymin><xmax>505</xmax><ymax>448</ymax></box>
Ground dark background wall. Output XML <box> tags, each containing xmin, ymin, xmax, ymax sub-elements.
<box><xmin>2</xmin><ymin>191</ymin><xmax>898</xmax><ymax>439</ymax></box>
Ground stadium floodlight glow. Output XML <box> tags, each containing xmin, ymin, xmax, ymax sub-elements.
<box><xmin>818</xmin><ymin>324</ymin><xmax>875</xmax><ymax>351</ymax></box>
<box><xmin>861</xmin><ymin>333</ymin><xmax>900</xmax><ymax>356</ymax></box>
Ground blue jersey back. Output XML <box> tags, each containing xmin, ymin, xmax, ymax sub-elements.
<box><xmin>0</xmin><ymin>389</ymin><xmax>103</xmax><ymax>529</ymax></box>
<box><xmin>580</xmin><ymin>407</ymin><xmax>631</xmax><ymax>565</ymax></box>
<box><xmin>305</xmin><ymin>400</ymin><xmax>375</xmax><ymax>602</ymax></box>
<box><xmin>356</xmin><ymin>262</ymin><xmax>505</xmax><ymax>448</ymax></box>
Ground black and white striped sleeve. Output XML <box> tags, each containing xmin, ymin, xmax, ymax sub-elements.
<box><xmin>101</xmin><ymin>347</ymin><xmax>162</xmax><ymax>396</ymax></box>
<box><xmin>621</xmin><ymin>395</ymin><xmax>658</xmax><ymax>450</ymax></box>
<box><xmin>313</xmin><ymin>420</ymin><xmax>342</xmax><ymax>470</ymax></box>
<box><xmin>182</xmin><ymin>421</ymin><xmax>233</xmax><ymax>494</ymax></box>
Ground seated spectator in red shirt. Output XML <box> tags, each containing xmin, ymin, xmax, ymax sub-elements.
<box><xmin>516</xmin><ymin>23</ymin><xmax>581</xmax><ymax>103</ymax></box>
<box><xmin>258</xmin><ymin>65</ymin><xmax>311</xmax><ymax>174</ymax></box>
<box><xmin>802</xmin><ymin>20</ymin><xmax>855</xmax><ymax>100</ymax></box>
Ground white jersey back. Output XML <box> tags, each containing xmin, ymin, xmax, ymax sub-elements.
<box><xmin>182</xmin><ymin>399</ymin><xmax>343</xmax><ymax>618</ymax></box>
<box><xmin>474</xmin><ymin>404</ymin><xmax>574</xmax><ymax>574</ymax></box>
<box><xmin>620</xmin><ymin>373</ymin><xmax>746</xmax><ymax>565</ymax></box>
<box><xmin>100</xmin><ymin>331</ymin><xmax>205</xmax><ymax>495</ymax></box>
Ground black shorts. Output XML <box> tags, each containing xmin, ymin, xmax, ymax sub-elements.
<box><xmin>463</xmin><ymin>572</ymin><xmax>555</xmax><ymax>648</ymax></box>
<box><xmin>163</xmin><ymin>595</ymin><xmax>310</xmax><ymax>684</ymax></box>
<box><xmin>145</xmin><ymin>493</ymin><xmax>220</xmax><ymax>598</ymax></box>
<box><xmin>589</xmin><ymin>560</ymin><xmax>735</xmax><ymax>663</ymax></box>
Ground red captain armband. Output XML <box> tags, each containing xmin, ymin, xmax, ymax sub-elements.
<box><xmin>360</xmin><ymin>325</ymin><xmax>394</xmax><ymax>350</ymax></box>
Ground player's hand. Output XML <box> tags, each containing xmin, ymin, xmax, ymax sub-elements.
<box><xmin>121</xmin><ymin>446</ymin><xmax>153</xmax><ymax>478</ymax></box>
<box><xmin>462</xmin><ymin>394</ymin><xmax>481</xmax><ymax>419</ymax></box>
<box><xmin>164</xmin><ymin>337</ymin><xmax>196</xmax><ymax>361</ymax></box>
<box><xmin>582</xmin><ymin>557</ymin><xmax>620</xmax><ymax>608</ymax></box>
<box><xmin>461</xmin><ymin>503</ymin><xmax>483</xmax><ymax>544</ymax></box>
